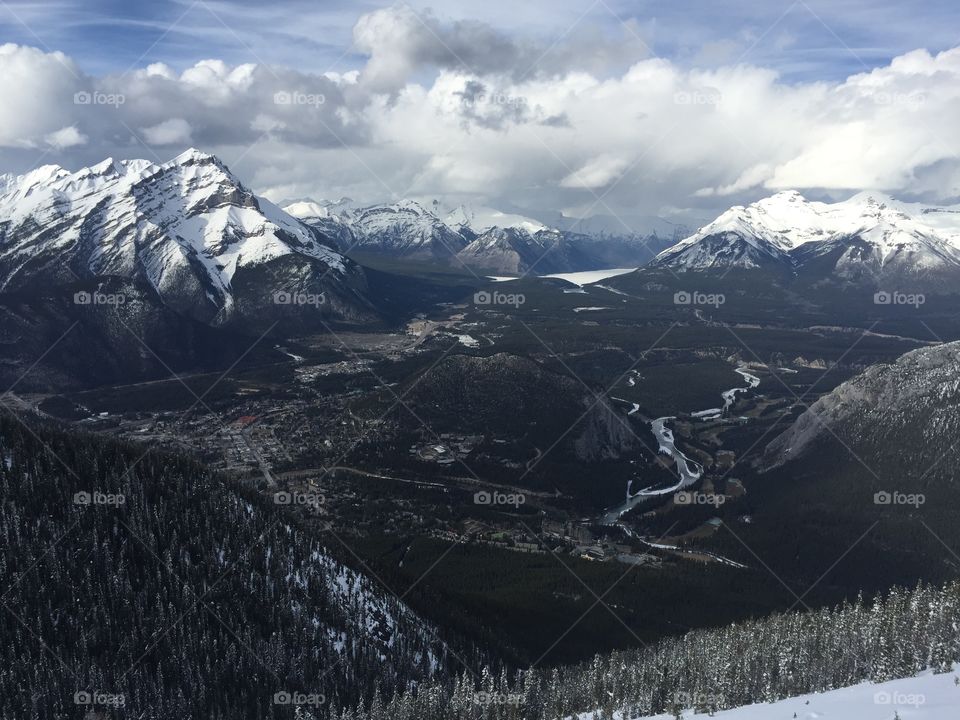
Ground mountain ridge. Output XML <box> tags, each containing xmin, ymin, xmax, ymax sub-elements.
<box><xmin>654</xmin><ymin>191</ymin><xmax>960</xmax><ymax>291</ymax></box>
<box><xmin>286</xmin><ymin>198</ymin><xmax>675</xmax><ymax>273</ymax></box>
<box><xmin>0</xmin><ymin>148</ymin><xmax>375</xmax><ymax>330</ymax></box>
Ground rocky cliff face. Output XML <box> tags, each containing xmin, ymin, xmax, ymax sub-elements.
<box><xmin>763</xmin><ymin>341</ymin><xmax>960</xmax><ymax>474</ymax></box>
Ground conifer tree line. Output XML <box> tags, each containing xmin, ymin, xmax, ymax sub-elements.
<box><xmin>332</xmin><ymin>580</ymin><xmax>960</xmax><ymax>720</ymax></box>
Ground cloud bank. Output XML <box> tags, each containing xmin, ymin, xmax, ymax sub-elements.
<box><xmin>0</xmin><ymin>4</ymin><xmax>958</xmax><ymax>220</ymax></box>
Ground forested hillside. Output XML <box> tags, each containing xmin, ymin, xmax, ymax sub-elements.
<box><xmin>0</xmin><ymin>414</ymin><xmax>484</xmax><ymax>719</ymax></box>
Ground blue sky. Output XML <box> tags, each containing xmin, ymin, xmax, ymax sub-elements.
<box><xmin>4</xmin><ymin>0</ymin><xmax>958</xmax><ymax>80</ymax></box>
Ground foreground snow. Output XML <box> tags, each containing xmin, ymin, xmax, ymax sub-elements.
<box><xmin>576</xmin><ymin>666</ymin><xmax>960</xmax><ymax>719</ymax></box>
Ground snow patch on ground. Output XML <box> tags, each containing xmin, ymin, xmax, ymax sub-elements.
<box><xmin>454</xmin><ymin>334</ymin><xmax>480</xmax><ymax>347</ymax></box>
<box><xmin>576</xmin><ymin>666</ymin><xmax>960</xmax><ymax>720</ymax></box>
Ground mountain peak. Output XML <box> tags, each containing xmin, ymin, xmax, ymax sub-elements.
<box><xmin>844</xmin><ymin>190</ymin><xmax>897</xmax><ymax>209</ymax></box>
<box><xmin>0</xmin><ymin>164</ymin><xmax>70</xmax><ymax>200</ymax></box>
<box><xmin>168</xmin><ymin>147</ymin><xmax>223</xmax><ymax>168</ymax></box>
<box><xmin>87</xmin><ymin>157</ymin><xmax>118</xmax><ymax>174</ymax></box>
<box><xmin>442</xmin><ymin>203</ymin><xmax>549</xmax><ymax>234</ymax></box>
<box><xmin>390</xmin><ymin>198</ymin><xmax>433</xmax><ymax>214</ymax></box>
<box><xmin>768</xmin><ymin>189</ymin><xmax>808</xmax><ymax>202</ymax></box>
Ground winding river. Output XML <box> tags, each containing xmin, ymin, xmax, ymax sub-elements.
<box><xmin>600</xmin><ymin>364</ymin><xmax>759</xmax><ymax>524</ymax></box>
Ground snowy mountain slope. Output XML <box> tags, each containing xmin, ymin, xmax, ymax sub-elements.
<box><xmin>280</xmin><ymin>197</ymin><xmax>358</xmax><ymax>248</ymax></box>
<box><xmin>455</xmin><ymin>226</ymin><xmax>535</xmax><ymax>273</ymax></box>
<box><xmin>656</xmin><ymin>226</ymin><xmax>795</xmax><ymax>270</ymax></box>
<box><xmin>331</xmin><ymin>199</ymin><xmax>469</xmax><ymax>258</ymax></box>
<box><xmin>283</xmin><ymin>196</ymin><xmax>362</xmax><ymax>219</ymax></box>
<box><xmin>655</xmin><ymin>191</ymin><xmax>960</xmax><ymax>288</ymax></box>
<box><xmin>356</xmin><ymin>571</ymin><xmax>960</xmax><ymax>720</ymax></box>
<box><xmin>0</xmin><ymin>149</ymin><xmax>373</xmax><ymax>329</ymax></box>
<box><xmin>287</xmin><ymin>198</ymin><xmax>457</xmax><ymax>257</ymax></box>
<box><xmin>580</xmin><ymin>666</ymin><xmax>960</xmax><ymax>720</ymax></box>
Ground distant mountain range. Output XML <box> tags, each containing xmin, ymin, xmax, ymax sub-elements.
<box><xmin>654</xmin><ymin>191</ymin><xmax>960</xmax><ymax>292</ymax></box>
<box><xmin>284</xmin><ymin>198</ymin><xmax>681</xmax><ymax>274</ymax></box>
<box><xmin>0</xmin><ymin>150</ymin><xmax>687</xmax><ymax>388</ymax></box>
<box><xmin>4</xmin><ymin>150</ymin><xmax>959</xmax><ymax>315</ymax></box>
<box><xmin>285</xmin><ymin>190</ymin><xmax>960</xmax><ymax>292</ymax></box>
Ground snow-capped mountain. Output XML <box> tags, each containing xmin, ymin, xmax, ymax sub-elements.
<box><xmin>286</xmin><ymin>198</ymin><xmax>661</xmax><ymax>273</ymax></box>
<box><xmin>655</xmin><ymin>191</ymin><xmax>960</xmax><ymax>290</ymax></box>
<box><xmin>289</xmin><ymin>198</ymin><xmax>469</xmax><ymax>259</ymax></box>
<box><xmin>349</xmin><ymin>199</ymin><xmax>471</xmax><ymax>256</ymax></box>
<box><xmin>283</xmin><ymin>196</ymin><xmax>360</xmax><ymax>219</ymax></box>
<box><xmin>0</xmin><ymin>149</ymin><xmax>373</xmax><ymax>329</ymax></box>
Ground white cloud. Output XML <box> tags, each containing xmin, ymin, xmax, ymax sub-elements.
<box><xmin>561</xmin><ymin>155</ymin><xmax>631</xmax><ymax>189</ymax></box>
<box><xmin>143</xmin><ymin>63</ymin><xmax>176</xmax><ymax>80</ymax></box>
<box><xmin>351</xmin><ymin>4</ymin><xmax>651</xmax><ymax>93</ymax></box>
<box><xmin>44</xmin><ymin>125</ymin><xmax>87</xmax><ymax>149</ymax></box>
<box><xmin>140</xmin><ymin>118</ymin><xmax>193</xmax><ymax>146</ymax></box>
<box><xmin>695</xmin><ymin>163</ymin><xmax>775</xmax><ymax>197</ymax></box>
<box><xmin>0</xmin><ymin>44</ymin><xmax>83</xmax><ymax>149</ymax></box>
<box><xmin>0</xmin><ymin>22</ymin><xmax>959</xmax><ymax>219</ymax></box>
